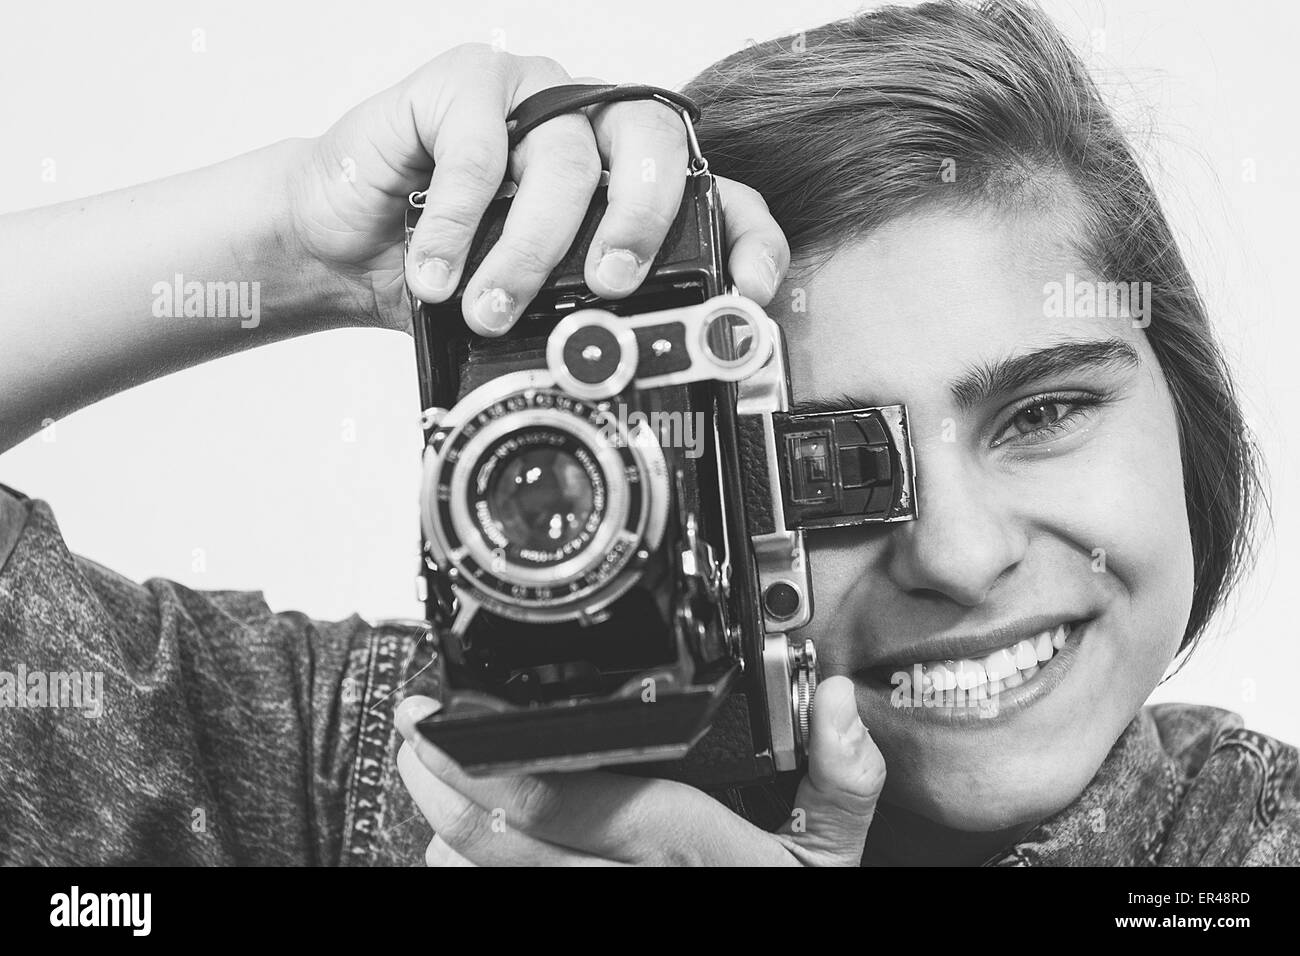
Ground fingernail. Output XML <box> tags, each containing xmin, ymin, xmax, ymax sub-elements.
<box><xmin>473</xmin><ymin>287</ymin><xmax>516</xmax><ymax>334</ymax></box>
<box><xmin>395</xmin><ymin>696</ymin><xmax>441</xmax><ymax>738</ymax></box>
<box><xmin>417</xmin><ymin>256</ymin><xmax>454</xmax><ymax>294</ymax></box>
<box><xmin>595</xmin><ymin>248</ymin><xmax>642</xmax><ymax>293</ymax></box>
<box><xmin>759</xmin><ymin>250</ymin><xmax>780</xmax><ymax>298</ymax></box>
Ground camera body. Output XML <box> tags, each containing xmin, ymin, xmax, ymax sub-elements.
<box><xmin>404</xmin><ymin>163</ymin><xmax>916</xmax><ymax>788</ymax></box>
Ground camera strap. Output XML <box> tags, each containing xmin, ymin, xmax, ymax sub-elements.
<box><xmin>506</xmin><ymin>83</ymin><xmax>708</xmax><ymax>173</ymax></box>
<box><xmin>406</xmin><ymin>82</ymin><xmax>708</xmax><ymax>224</ymax></box>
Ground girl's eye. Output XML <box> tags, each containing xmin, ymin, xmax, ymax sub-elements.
<box><xmin>1013</xmin><ymin>401</ymin><xmax>1068</xmax><ymax>432</ymax></box>
<box><xmin>993</xmin><ymin>395</ymin><xmax>1098</xmax><ymax>446</ymax></box>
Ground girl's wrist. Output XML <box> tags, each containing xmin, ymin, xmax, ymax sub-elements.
<box><xmin>264</xmin><ymin>136</ymin><xmax>373</xmax><ymax>332</ymax></box>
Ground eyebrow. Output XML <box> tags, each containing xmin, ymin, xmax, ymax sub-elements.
<box><xmin>791</xmin><ymin>338</ymin><xmax>1141</xmax><ymax>416</ymax></box>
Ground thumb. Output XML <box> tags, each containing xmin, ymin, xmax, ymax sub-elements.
<box><xmin>394</xmin><ymin>694</ymin><xmax>441</xmax><ymax>743</ymax></box>
<box><xmin>778</xmin><ymin>675</ymin><xmax>886</xmax><ymax>866</ymax></box>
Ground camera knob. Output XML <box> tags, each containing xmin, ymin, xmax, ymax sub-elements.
<box><xmin>788</xmin><ymin>640</ymin><xmax>818</xmax><ymax>752</ymax></box>
<box><xmin>794</xmin><ymin>670</ymin><xmax>811</xmax><ymax>748</ymax></box>
<box><xmin>547</xmin><ymin>311</ymin><xmax>638</xmax><ymax>399</ymax></box>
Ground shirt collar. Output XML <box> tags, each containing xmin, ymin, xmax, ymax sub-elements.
<box><xmin>985</xmin><ymin>708</ymin><xmax>1180</xmax><ymax>866</ymax></box>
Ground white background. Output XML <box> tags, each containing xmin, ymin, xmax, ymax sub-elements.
<box><xmin>1</xmin><ymin>0</ymin><xmax>1296</xmax><ymax>741</ymax></box>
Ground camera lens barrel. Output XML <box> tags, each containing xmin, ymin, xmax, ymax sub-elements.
<box><xmin>420</xmin><ymin>369</ymin><xmax>669</xmax><ymax>625</ymax></box>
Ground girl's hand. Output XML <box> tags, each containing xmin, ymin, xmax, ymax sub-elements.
<box><xmin>394</xmin><ymin>676</ymin><xmax>885</xmax><ymax>866</ymax></box>
<box><xmin>284</xmin><ymin>43</ymin><xmax>789</xmax><ymax>333</ymax></box>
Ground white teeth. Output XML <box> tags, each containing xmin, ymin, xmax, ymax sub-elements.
<box><xmin>928</xmin><ymin>661</ymin><xmax>957</xmax><ymax>691</ymax></box>
<box><xmin>902</xmin><ymin>622</ymin><xmax>1079</xmax><ymax>703</ymax></box>
<box><xmin>1051</xmin><ymin>624</ymin><xmax>1067</xmax><ymax>649</ymax></box>
<box><xmin>982</xmin><ymin>648</ymin><xmax>1019</xmax><ymax>682</ymax></box>
<box><xmin>1013</xmin><ymin>639</ymin><xmax>1038</xmax><ymax>670</ymax></box>
<box><xmin>954</xmin><ymin>659</ymin><xmax>986</xmax><ymax>691</ymax></box>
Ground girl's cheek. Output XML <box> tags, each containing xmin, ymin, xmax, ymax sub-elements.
<box><xmin>795</xmin><ymin>538</ymin><xmax>874</xmax><ymax>671</ymax></box>
<box><xmin>1015</xmin><ymin>390</ymin><xmax>1193</xmax><ymax>663</ymax></box>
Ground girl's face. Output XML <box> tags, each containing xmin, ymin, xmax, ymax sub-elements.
<box><xmin>768</xmin><ymin>201</ymin><xmax>1195</xmax><ymax>832</ymax></box>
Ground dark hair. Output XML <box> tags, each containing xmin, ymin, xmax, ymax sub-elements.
<box><xmin>683</xmin><ymin>0</ymin><xmax>1265</xmax><ymax>658</ymax></box>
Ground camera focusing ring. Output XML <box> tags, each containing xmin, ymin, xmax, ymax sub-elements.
<box><xmin>789</xmin><ymin>640</ymin><xmax>818</xmax><ymax>753</ymax></box>
<box><xmin>794</xmin><ymin>669</ymin><xmax>812</xmax><ymax>749</ymax></box>
<box><xmin>420</xmin><ymin>370</ymin><xmax>669</xmax><ymax>624</ymax></box>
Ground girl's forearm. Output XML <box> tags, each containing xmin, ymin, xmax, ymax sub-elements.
<box><xmin>0</xmin><ymin>137</ymin><xmax>354</xmax><ymax>452</ymax></box>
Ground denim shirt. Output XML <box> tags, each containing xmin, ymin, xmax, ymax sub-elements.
<box><xmin>1</xmin><ymin>486</ymin><xmax>1296</xmax><ymax>866</ymax></box>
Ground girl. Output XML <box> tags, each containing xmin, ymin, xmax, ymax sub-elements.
<box><xmin>393</xmin><ymin>0</ymin><xmax>1292</xmax><ymax>866</ymax></box>
<box><xmin>0</xmin><ymin>0</ymin><xmax>1289</xmax><ymax>866</ymax></box>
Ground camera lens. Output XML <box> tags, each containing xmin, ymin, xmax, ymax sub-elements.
<box><xmin>422</xmin><ymin>380</ymin><xmax>672</xmax><ymax>619</ymax></box>
<box><xmin>477</xmin><ymin>429</ymin><xmax>605</xmax><ymax>565</ymax></box>
<box><xmin>490</xmin><ymin>447</ymin><xmax>594</xmax><ymax>549</ymax></box>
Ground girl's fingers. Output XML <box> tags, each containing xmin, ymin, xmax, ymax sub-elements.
<box><xmin>716</xmin><ymin>176</ymin><xmax>790</xmax><ymax>306</ymax></box>
<box><xmin>404</xmin><ymin>81</ymin><xmax>511</xmax><ymax>305</ymax></box>
<box><xmin>425</xmin><ymin>835</ymin><xmax>477</xmax><ymax>867</ymax></box>
<box><xmin>406</xmin><ymin>51</ymin><xmax>587</xmax><ymax>326</ymax></box>
<box><xmin>777</xmin><ymin>676</ymin><xmax>886</xmax><ymax>867</ymax></box>
<box><xmin>396</xmin><ymin>698</ymin><xmax>649</xmax><ymax>857</ymax></box>
<box><xmin>406</xmin><ymin>51</ymin><xmax>791</xmax><ymax>333</ymax></box>
<box><xmin>584</xmin><ymin>98</ymin><xmax>692</xmax><ymax>298</ymax></box>
<box><xmin>395</xmin><ymin>697</ymin><xmax>776</xmax><ymax>864</ymax></box>
<box><xmin>458</xmin><ymin>110</ymin><xmax>601</xmax><ymax>335</ymax></box>
<box><xmin>398</xmin><ymin>743</ymin><xmax>623</xmax><ymax>866</ymax></box>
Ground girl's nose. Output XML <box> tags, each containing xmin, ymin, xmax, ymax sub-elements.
<box><xmin>884</xmin><ymin>446</ymin><xmax>1027</xmax><ymax>607</ymax></box>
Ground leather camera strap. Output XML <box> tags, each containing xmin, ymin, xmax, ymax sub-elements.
<box><xmin>506</xmin><ymin>83</ymin><xmax>702</xmax><ymax>151</ymax></box>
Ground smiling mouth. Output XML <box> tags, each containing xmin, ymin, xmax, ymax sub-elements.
<box><xmin>865</xmin><ymin>621</ymin><xmax>1082</xmax><ymax>703</ymax></box>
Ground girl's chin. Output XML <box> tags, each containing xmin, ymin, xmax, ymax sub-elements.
<box><xmin>878</xmin><ymin>755</ymin><xmax>1093</xmax><ymax>833</ymax></box>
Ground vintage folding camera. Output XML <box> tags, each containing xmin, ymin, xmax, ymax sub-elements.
<box><xmin>402</xmin><ymin>112</ymin><xmax>917</xmax><ymax>789</ymax></box>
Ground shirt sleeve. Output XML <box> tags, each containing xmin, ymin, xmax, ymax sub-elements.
<box><xmin>0</xmin><ymin>486</ymin><xmax>391</xmax><ymax>865</ymax></box>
